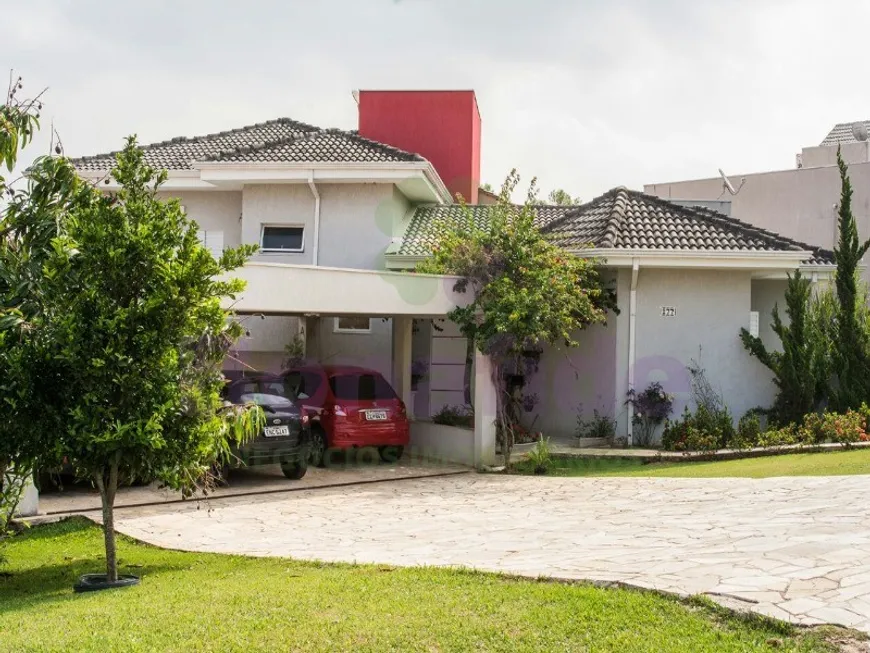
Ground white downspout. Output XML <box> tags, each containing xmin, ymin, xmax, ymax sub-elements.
<box><xmin>308</xmin><ymin>171</ymin><xmax>321</xmax><ymax>266</ymax></box>
<box><xmin>627</xmin><ymin>259</ymin><xmax>640</xmax><ymax>446</ymax></box>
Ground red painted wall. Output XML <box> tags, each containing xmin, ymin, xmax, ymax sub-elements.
<box><xmin>357</xmin><ymin>90</ymin><xmax>481</xmax><ymax>204</ymax></box>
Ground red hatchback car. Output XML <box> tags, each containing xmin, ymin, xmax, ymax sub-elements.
<box><xmin>282</xmin><ymin>365</ymin><xmax>410</xmax><ymax>466</ymax></box>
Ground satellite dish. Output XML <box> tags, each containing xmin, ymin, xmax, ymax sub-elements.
<box><xmin>718</xmin><ymin>168</ymin><xmax>737</xmax><ymax>195</ymax></box>
<box><xmin>852</xmin><ymin>121</ymin><xmax>868</xmax><ymax>142</ymax></box>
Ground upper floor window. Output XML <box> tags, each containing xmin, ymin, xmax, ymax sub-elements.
<box><xmin>261</xmin><ymin>225</ymin><xmax>304</xmax><ymax>253</ymax></box>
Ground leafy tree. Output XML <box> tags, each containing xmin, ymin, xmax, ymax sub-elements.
<box><xmin>830</xmin><ymin>149</ymin><xmax>870</xmax><ymax>411</ymax></box>
<box><xmin>0</xmin><ymin>77</ymin><xmax>85</xmax><ymax>539</ymax></box>
<box><xmin>39</xmin><ymin>138</ymin><xmax>262</xmax><ymax>582</ymax></box>
<box><xmin>547</xmin><ymin>188</ymin><xmax>581</xmax><ymax>206</ymax></box>
<box><xmin>739</xmin><ymin>271</ymin><xmax>827</xmax><ymax>425</ymax></box>
<box><xmin>419</xmin><ymin>170</ymin><xmax>615</xmax><ymax>465</ymax></box>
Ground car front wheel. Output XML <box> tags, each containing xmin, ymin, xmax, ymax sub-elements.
<box><xmin>281</xmin><ymin>461</ymin><xmax>308</xmax><ymax>480</ymax></box>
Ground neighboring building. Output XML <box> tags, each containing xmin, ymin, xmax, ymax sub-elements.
<box><xmin>644</xmin><ymin>121</ymin><xmax>870</xmax><ymax>282</ymax></box>
<box><xmin>71</xmin><ymin>90</ymin><xmax>834</xmax><ymax>450</ymax></box>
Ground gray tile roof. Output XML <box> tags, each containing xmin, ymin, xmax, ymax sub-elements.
<box><xmin>71</xmin><ymin>119</ymin><xmax>423</xmax><ymax>171</ymax></box>
<box><xmin>396</xmin><ymin>204</ymin><xmax>577</xmax><ymax>257</ymax></box>
<box><xmin>820</xmin><ymin>121</ymin><xmax>870</xmax><ymax>146</ymax></box>
<box><xmin>395</xmin><ymin>188</ymin><xmax>835</xmax><ymax>266</ymax></box>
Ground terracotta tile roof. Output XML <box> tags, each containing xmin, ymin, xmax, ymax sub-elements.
<box><xmin>70</xmin><ymin>119</ymin><xmax>423</xmax><ymax>171</ymax></box>
<box><xmin>395</xmin><ymin>188</ymin><xmax>834</xmax><ymax>266</ymax></box>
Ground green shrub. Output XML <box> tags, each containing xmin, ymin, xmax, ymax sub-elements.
<box><xmin>432</xmin><ymin>405</ymin><xmax>474</xmax><ymax>428</ymax></box>
<box><xmin>797</xmin><ymin>412</ymin><xmax>826</xmax><ymax>445</ymax></box>
<box><xmin>575</xmin><ymin>409</ymin><xmax>616</xmax><ymax>441</ymax></box>
<box><xmin>526</xmin><ymin>437</ymin><xmax>552</xmax><ymax>473</ymax></box>
<box><xmin>661</xmin><ymin>405</ymin><xmax>735</xmax><ymax>452</ymax></box>
<box><xmin>821</xmin><ymin>410</ymin><xmax>866</xmax><ymax>446</ymax></box>
<box><xmin>757</xmin><ymin>425</ymin><xmax>799</xmax><ymax>447</ymax></box>
<box><xmin>683</xmin><ymin>425</ymin><xmax>719</xmax><ymax>452</ymax></box>
<box><xmin>729</xmin><ymin>412</ymin><xmax>762</xmax><ymax>450</ymax></box>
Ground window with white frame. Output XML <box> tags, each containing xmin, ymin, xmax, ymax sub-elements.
<box><xmin>196</xmin><ymin>230</ymin><xmax>224</xmax><ymax>259</ymax></box>
<box><xmin>261</xmin><ymin>225</ymin><xmax>304</xmax><ymax>253</ymax></box>
<box><xmin>334</xmin><ymin>316</ymin><xmax>372</xmax><ymax>333</ymax></box>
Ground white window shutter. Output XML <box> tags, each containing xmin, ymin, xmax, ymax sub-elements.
<box><xmin>749</xmin><ymin>311</ymin><xmax>760</xmax><ymax>338</ymax></box>
<box><xmin>207</xmin><ymin>231</ymin><xmax>224</xmax><ymax>259</ymax></box>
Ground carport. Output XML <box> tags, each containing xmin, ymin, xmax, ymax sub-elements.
<box><xmin>227</xmin><ymin>261</ymin><xmax>497</xmax><ymax>468</ymax></box>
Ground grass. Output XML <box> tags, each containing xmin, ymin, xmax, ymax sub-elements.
<box><xmin>511</xmin><ymin>447</ymin><xmax>870</xmax><ymax>479</ymax></box>
<box><xmin>0</xmin><ymin>518</ymin><xmax>847</xmax><ymax>652</ymax></box>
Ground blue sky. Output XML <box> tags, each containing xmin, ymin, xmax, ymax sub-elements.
<box><xmin>4</xmin><ymin>0</ymin><xmax>869</xmax><ymax>199</ymax></box>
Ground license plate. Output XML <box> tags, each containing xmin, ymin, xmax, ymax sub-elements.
<box><xmin>365</xmin><ymin>410</ymin><xmax>388</xmax><ymax>421</ymax></box>
<box><xmin>264</xmin><ymin>425</ymin><xmax>290</xmax><ymax>437</ymax></box>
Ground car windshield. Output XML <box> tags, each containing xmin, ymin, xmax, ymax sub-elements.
<box><xmin>240</xmin><ymin>393</ymin><xmax>296</xmax><ymax>411</ymax></box>
<box><xmin>329</xmin><ymin>373</ymin><xmax>396</xmax><ymax>401</ymax></box>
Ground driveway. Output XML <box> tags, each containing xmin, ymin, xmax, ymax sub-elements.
<box><xmin>39</xmin><ymin>458</ymin><xmax>468</xmax><ymax>516</ymax></box>
<box><xmin>112</xmin><ymin>473</ymin><xmax>870</xmax><ymax>633</ymax></box>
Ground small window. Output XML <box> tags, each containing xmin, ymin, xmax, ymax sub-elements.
<box><xmin>261</xmin><ymin>225</ymin><xmax>304</xmax><ymax>252</ymax></box>
<box><xmin>334</xmin><ymin>316</ymin><xmax>371</xmax><ymax>333</ymax></box>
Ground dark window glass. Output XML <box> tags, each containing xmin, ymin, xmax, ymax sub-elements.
<box><xmin>329</xmin><ymin>374</ymin><xmax>396</xmax><ymax>401</ymax></box>
<box><xmin>262</xmin><ymin>226</ymin><xmax>303</xmax><ymax>251</ymax></box>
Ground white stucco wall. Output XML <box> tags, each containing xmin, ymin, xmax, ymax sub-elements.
<box><xmin>240</xmin><ymin>182</ymin><xmax>408</xmax><ymax>270</ymax></box>
<box><xmin>317</xmin><ymin>184</ymin><xmax>410</xmax><ymax>270</ymax></box>
<box><xmin>525</xmin><ymin>319</ymin><xmax>619</xmax><ymax>440</ymax></box>
<box><xmin>158</xmin><ymin>191</ymin><xmax>243</xmax><ymax>248</ymax></box>
<box><xmin>315</xmin><ymin>317</ymin><xmax>394</xmax><ymax>381</ymax></box>
<box><xmin>751</xmin><ymin>280</ymin><xmax>789</xmax><ymax>353</ymax></box>
<box><xmin>615</xmin><ymin>268</ymin><xmax>773</xmax><ymax>441</ymax></box>
<box><xmin>241</xmin><ymin>184</ymin><xmax>316</xmax><ymax>265</ymax></box>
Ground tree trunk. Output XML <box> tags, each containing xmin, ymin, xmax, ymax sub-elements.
<box><xmin>491</xmin><ymin>362</ymin><xmax>513</xmax><ymax>467</ymax></box>
<box><xmin>94</xmin><ymin>459</ymin><xmax>120</xmax><ymax>582</ymax></box>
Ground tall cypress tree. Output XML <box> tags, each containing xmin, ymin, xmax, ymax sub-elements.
<box><xmin>740</xmin><ymin>271</ymin><xmax>822</xmax><ymax>424</ymax></box>
<box><xmin>831</xmin><ymin>149</ymin><xmax>870</xmax><ymax>410</ymax></box>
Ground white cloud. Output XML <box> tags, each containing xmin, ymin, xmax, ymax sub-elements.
<box><xmin>4</xmin><ymin>0</ymin><xmax>870</xmax><ymax>198</ymax></box>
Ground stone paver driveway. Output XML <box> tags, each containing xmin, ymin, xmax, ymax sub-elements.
<box><xmin>113</xmin><ymin>474</ymin><xmax>870</xmax><ymax>632</ymax></box>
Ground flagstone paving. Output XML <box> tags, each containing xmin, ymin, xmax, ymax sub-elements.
<box><xmin>112</xmin><ymin>473</ymin><xmax>870</xmax><ymax>633</ymax></box>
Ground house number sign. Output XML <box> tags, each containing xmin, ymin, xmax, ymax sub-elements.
<box><xmin>660</xmin><ymin>306</ymin><xmax>676</xmax><ymax>317</ymax></box>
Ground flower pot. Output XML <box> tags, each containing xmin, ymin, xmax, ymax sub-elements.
<box><xmin>533</xmin><ymin>465</ymin><xmax>548</xmax><ymax>475</ymax></box>
<box><xmin>74</xmin><ymin>573</ymin><xmax>140</xmax><ymax>593</ymax></box>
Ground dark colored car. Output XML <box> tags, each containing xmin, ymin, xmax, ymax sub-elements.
<box><xmin>281</xmin><ymin>365</ymin><xmax>410</xmax><ymax>467</ymax></box>
<box><xmin>223</xmin><ymin>374</ymin><xmax>310</xmax><ymax>481</ymax></box>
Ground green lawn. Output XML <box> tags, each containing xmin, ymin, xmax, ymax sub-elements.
<box><xmin>0</xmin><ymin>519</ymin><xmax>846</xmax><ymax>652</ymax></box>
<box><xmin>512</xmin><ymin>447</ymin><xmax>870</xmax><ymax>479</ymax></box>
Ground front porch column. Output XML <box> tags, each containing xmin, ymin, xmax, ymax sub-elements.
<box><xmin>392</xmin><ymin>317</ymin><xmax>413</xmax><ymax>416</ymax></box>
<box><xmin>304</xmin><ymin>315</ymin><xmax>321</xmax><ymax>362</ymax></box>
<box><xmin>473</xmin><ymin>349</ymin><xmax>497</xmax><ymax>467</ymax></box>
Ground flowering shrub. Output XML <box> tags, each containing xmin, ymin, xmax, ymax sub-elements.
<box><xmin>820</xmin><ymin>410</ymin><xmax>866</xmax><ymax>446</ymax></box>
<box><xmin>626</xmin><ymin>382</ymin><xmax>674</xmax><ymax>447</ymax></box>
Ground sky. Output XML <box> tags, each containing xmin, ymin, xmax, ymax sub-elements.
<box><xmin>4</xmin><ymin>0</ymin><xmax>870</xmax><ymax>200</ymax></box>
